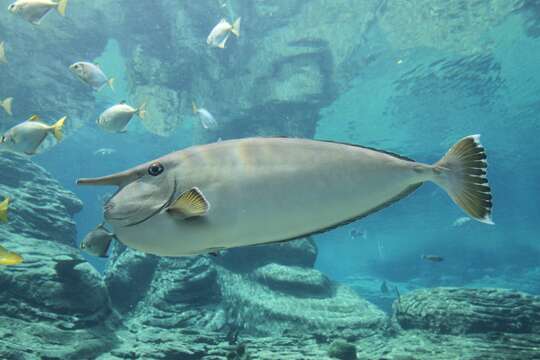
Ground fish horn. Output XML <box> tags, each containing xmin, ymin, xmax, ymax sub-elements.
<box><xmin>77</xmin><ymin>169</ymin><xmax>138</xmax><ymax>187</ymax></box>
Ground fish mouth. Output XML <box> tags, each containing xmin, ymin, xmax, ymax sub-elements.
<box><xmin>105</xmin><ymin>180</ymin><xmax>177</xmax><ymax>228</ymax></box>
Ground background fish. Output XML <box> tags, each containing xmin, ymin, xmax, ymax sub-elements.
<box><xmin>8</xmin><ymin>0</ymin><xmax>68</xmax><ymax>25</ymax></box>
<box><xmin>207</xmin><ymin>18</ymin><xmax>241</xmax><ymax>48</ymax></box>
<box><xmin>97</xmin><ymin>102</ymin><xmax>146</xmax><ymax>133</ymax></box>
<box><xmin>0</xmin><ymin>244</ymin><xmax>23</xmax><ymax>265</ymax></box>
<box><xmin>422</xmin><ymin>254</ymin><xmax>444</xmax><ymax>262</ymax></box>
<box><xmin>1</xmin><ymin>97</ymin><xmax>13</xmax><ymax>116</ymax></box>
<box><xmin>77</xmin><ymin>135</ymin><xmax>493</xmax><ymax>257</ymax></box>
<box><xmin>0</xmin><ymin>42</ymin><xmax>7</xmax><ymax>64</ymax></box>
<box><xmin>0</xmin><ymin>115</ymin><xmax>65</xmax><ymax>155</ymax></box>
<box><xmin>80</xmin><ymin>223</ymin><xmax>116</xmax><ymax>258</ymax></box>
<box><xmin>69</xmin><ymin>62</ymin><xmax>114</xmax><ymax>91</ymax></box>
<box><xmin>192</xmin><ymin>102</ymin><xmax>218</xmax><ymax>129</ymax></box>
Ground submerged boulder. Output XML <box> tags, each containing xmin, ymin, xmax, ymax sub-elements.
<box><xmin>395</xmin><ymin>287</ymin><xmax>540</xmax><ymax>335</ymax></box>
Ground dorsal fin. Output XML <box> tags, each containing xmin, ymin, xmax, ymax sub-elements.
<box><xmin>27</xmin><ymin>115</ymin><xmax>41</xmax><ymax>122</ymax></box>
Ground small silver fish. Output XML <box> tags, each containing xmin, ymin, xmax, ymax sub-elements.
<box><xmin>0</xmin><ymin>42</ymin><xmax>7</xmax><ymax>64</ymax></box>
<box><xmin>80</xmin><ymin>223</ymin><xmax>116</xmax><ymax>258</ymax></box>
<box><xmin>207</xmin><ymin>18</ymin><xmax>241</xmax><ymax>48</ymax></box>
<box><xmin>97</xmin><ymin>101</ymin><xmax>146</xmax><ymax>133</ymax></box>
<box><xmin>1</xmin><ymin>97</ymin><xmax>13</xmax><ymax>116</ymax></box>
<box><xmin>192</xmin><ymin>102</ymin><xmax>218</xmax><ymax>129</ymax></box>
<box><xmin>8</xmin><ymin>0</ymin><xmax>68</xmax><ymax>25</ymax></box>
<box><xmin>94</xmin><ymin>148</ymin><xmax>117</xmax><ymax>156</ymax></box>
<box><xmin>69</xmin><ymin>62</ymin><xmax>114</xmax><ymax>91</ymax></box>
<box><xmin>0</xmin><ymin>115</ymin><xmax>66</xmax><ymax>155</ymax></box>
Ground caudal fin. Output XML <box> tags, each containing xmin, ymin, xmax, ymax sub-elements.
<box><xmin>56</xmin><ymin>0</ymin><xmax>68</xmax><ymax>16</ymax></box>
<box><xmin>230</xmin><ymin>17</ymin><xmax>241</xmax><ymax>37</ymax></box>
<box><xmin>137</xmin><ymin>102</ymin><xmax>146</xmax><ymax>119</ymax></box>
<box><xmin>0</xmin><ymin>197</ymin><xmax>9</xmax><ymax>223</ymax></box>
<box><xmin>192</xmin><ymin>101</ymin><xmax>198</xmax><ymax>114</ymax></box>
<box><xmin>51</xmin><ymin>116</ymin><xmax>67</xmax><ymax>142</ymax></box>
<box><xmin>433</xmin><ymin>135</ymin><xmax>493</xmax><ymax>224</ymax></box>
<box><xmin>1</xmin><ymin>97</ymin><xmax>13</xmax><ymax>116</ymax></box>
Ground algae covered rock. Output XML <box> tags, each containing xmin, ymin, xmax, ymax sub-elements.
<box><xmin>327</xmin><ymin>339</ymin><xmax>357</xmax><ymax>360</ymax></box>
<box><xmin>395</xmin><ymin>287</ymin><xmax>540</xmax><ymax>334</ymax></box>
<box><xmin>0</xmin><ymin>155</ymin><xmax>115</xmax><ymax>359</ymax></box>
<box><xmin>0</xmin><ymin>152</ymin><xmax>82</xmax><ymax>246</ymax></box>
<box><xmin>254</xmin><ymin>263</ymin><xmax>331</xmax><ymax>295</ymax></box>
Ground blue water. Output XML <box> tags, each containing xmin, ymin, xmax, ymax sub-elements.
<box><xmin>5</xmin><ymin>2</ymin><xmax>539</xmax><ymax>295</ymax></box>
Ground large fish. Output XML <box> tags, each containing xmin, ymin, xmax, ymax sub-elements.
<box><xmin>8</xmin><ymin>0</ymin><xmax>68</xmax><ymax>25</ymax></box>
<box><xmin>77</xmin><ymin>136</ymin><xmax>493</xmax><ymax>257</ymax></box>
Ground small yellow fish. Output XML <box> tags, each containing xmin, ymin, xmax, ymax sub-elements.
<box><xmin>0</xmin><ymin>244</ymin><xmax>23</xmax><ymax>266</ymax></box>
<box><xmin>0</xmin><ymin>197</ymin><xmax>9</xmax><ymax>223</ymax></box>
<box><xmin>1</xmin><ymin>97</ymin><xmax>13</xmax><ymax>116</ymax></box>
<box><xmin>0</xmin><ymin>42</ymin><xmax>7</xmax><ymax>64</ymax></box>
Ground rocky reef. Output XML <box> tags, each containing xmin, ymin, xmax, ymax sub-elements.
<box><xmin>0</xmin><ymin>153</ymin><xmax>113</xmax><ymax>359</ymax></box>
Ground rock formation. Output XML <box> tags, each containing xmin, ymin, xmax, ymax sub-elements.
<box><xmin>0</xmin><ymin>154</ymin><xmax>114</xmax><ymax>359</ymax></box>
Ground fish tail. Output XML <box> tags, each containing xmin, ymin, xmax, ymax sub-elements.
<box><xmin>0</xmin><ymin>197</ymin><xmax>10</xmax><ymax>223</ymax></box>
<box><xmin>230</xmin><ymin>17</ymin><xmax>241</xmax><ymax>37</ymax></box>
<box><xmin>107</xmin><ymin>78</ymin><xmax>115</xmax><ymax>91</ymax></box>
<box><xmin>0</xmin><ymin>42</ymin><xmax>6</xmax><ymax>64</ymax></box>
<box><xmin>56</xmin><ymin>0</ymin><xmax>68</xmax><ymax>16</ymax></box>
<box><xmin>137</xmin><ymin>102</ymin><xmax>147</xmax><ymax>119</ymax></box>
<box><xmin>192</xmin><ymin>101</ymin><xmax>198</xmax><ymax>114</ymax></box>
<box><xmin>432</xmin><ymin>135</ymin><xmax>493</xmax><ymax>224</ymax></box>
<box><xmin>1</xmin><ymin>97</ymin><xmax>13</xmax><ymax>116</ymax></box>
<box><xmin>51</xmin><ymin>116</ymin><xmax>67</xmax><ymax>142</ymax></box>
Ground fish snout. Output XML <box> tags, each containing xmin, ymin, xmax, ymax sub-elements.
<box><xmin>7</xmin><ymin>4</ymin><xmax>16</xmax><ymax>13</ymax></box>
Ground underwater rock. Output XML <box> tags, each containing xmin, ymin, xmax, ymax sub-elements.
<box><xmin>0</xmin><ymin>152</ymin><xmax>82</xmax><ymax>246</ymax></box>
<box><xmin>395</xmin><ymin>287</ymin><xmax>540</xmax><ymax>335</ymax></box>
<box><xmin>105</xmin><ymin>237</ymin><xmax>385</xmax><ymax>338</ymax></box>
<box><xmin>219</xmin><ymin>237</ymin><xmax>318</xmax><ymax>271</ymax></box>
<box><xmin>253</xmin><ymin>263</ymin><xmax>331</xmax><ymax>296</ymax></box>
<box><xmin>327</xmin><ymin>339</ymin><xmax>357</xmax><ymax>360</ymax></box>
<box><xmin>104</xmin><ymin>248</ymin><xmax>159</xmax><ymax>313</ymax></box>
<box><xmin>0</xmin><ymin>153</ymin><xmax>116</xmax><ymax>358</ymax></box>
<box><xmin>114</xmin><ymin>0</ymin><xmax>383</xmax><ymax>138</ymax></box>
<box><xmin>379</xmin><ymin>1</ymin><xmax>524</xmax><ymax>54</ymax></box>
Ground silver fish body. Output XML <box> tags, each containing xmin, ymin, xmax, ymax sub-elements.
<box><xmin>0</xmin><ymin>116</ymin><xmax>65</xmax><ymax>155</ymax></box>
<box><xmin>195</xmin><ymin>108</ymin><xmax>217</xmax><ymax>129</ymax></box>
<box><xmin>77</xmin><ymin>137</ymin><xmax>493</xmax><ymax>257</ymax></box>
<box><xmin>97</xmin><ymin>103</ymin><xmax>142</xmax><ymax>133</ymax></box>
<box><xmin>207</xmin><ymin>18</ymin><xmax>240</xmax><ymax>48</ymax></box>
<box><xmin>8</xmin><ymin>0</ymin><xmax>67</xmax><ymax>24</ymax></box>
<box><xmin>80</xmin><ymin>224</ymin><xmax>115</xmax><ymax>257</ymax></box>
<box><xmin>69</xmin><ymin>62</ymin><xmax>113</xmax><ymax>90</ymax></box>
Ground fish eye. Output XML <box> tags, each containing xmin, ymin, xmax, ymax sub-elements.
<box><xmin>148</xmin><ymin>162</ymin><xmax>164</xmax><ymax>176</ymax></box>
<box><xmin>8</xmin><ymin>4</ymin><xmax>14</xmax><ymax>10</ymax></box>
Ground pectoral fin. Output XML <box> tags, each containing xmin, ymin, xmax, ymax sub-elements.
<box><xmin>167</xmin><ymin>187</ymin><xmax>210</xmax><ymax>218</ymax></box>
